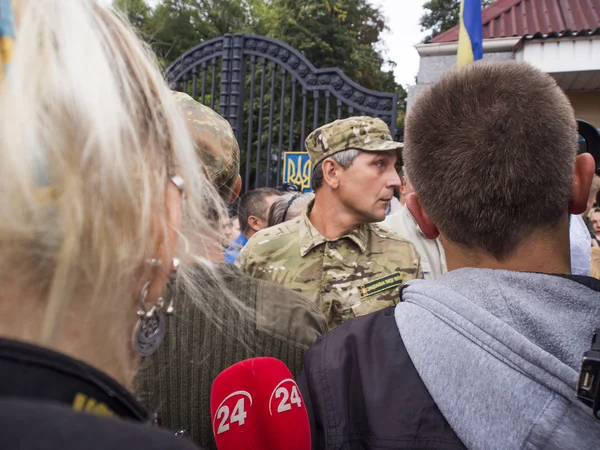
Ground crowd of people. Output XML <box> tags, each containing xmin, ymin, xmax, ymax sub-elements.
<box><xmin>1</xmin><ymin>1</ymin><xmax>600</xmax><ymax>450</ymax></box>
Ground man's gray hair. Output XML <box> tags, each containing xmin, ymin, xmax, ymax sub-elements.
<box><xmin>312</xmin><ymin>149</ymin><xmax>361</xmax><ymax>191</ymax></box>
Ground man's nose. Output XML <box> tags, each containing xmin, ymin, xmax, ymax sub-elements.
<box><xmin>386</xmin><ymin>168</ymin><xmax>402</xmax><ymax>189</ymax></box>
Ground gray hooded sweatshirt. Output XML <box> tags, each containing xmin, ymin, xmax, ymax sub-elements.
<box><xmin>396</xmin><ymin>269</ymin><xmax>600</xmax><ymax>450</ymax></box>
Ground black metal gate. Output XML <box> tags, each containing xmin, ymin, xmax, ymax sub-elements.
<box><xmin>166</xmin><ymin>34</ymin><xmax>398</xmax><ymax>191</ymax></box>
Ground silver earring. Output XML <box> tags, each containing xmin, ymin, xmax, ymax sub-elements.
<box><xmin>133</xmin><ymin>281</ymin><xmax>166</xmax><ymax>357</ymax></box>
<box><xmin>147</xmin><ymin>258</ymin><xmax>162</xmax><ymax>267</ymax></box>
<box><xmin>163</xmin><ymin>258</ymin><xmax>180</xmax><ymax>316</ymax></box>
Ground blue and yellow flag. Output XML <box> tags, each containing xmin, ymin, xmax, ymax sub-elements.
<box><xmin>0</xmin><ymin>0</ymin><xmax>15</xmax><ymax>80</ymax></box>
<box><xmin>457</xmin><ymin>0</ymin><xmax>483</xmax><ymax>66</ymax></box>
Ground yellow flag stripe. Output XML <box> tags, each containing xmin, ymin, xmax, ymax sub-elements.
<box><xmin>457</xmin><ymin>0</ymin><xmax>475</xmax><ymax>66</ymax></box>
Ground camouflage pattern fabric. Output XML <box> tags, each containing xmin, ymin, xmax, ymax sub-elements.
<box><xmin>305</xmin><ymin>116</ymin><xmax>403</xmax><ymax>168</ymax></box>
<box><xmin>237</xmin><ymin>203</ymin><xmax>422</xmax><ymax>330</ymax></box>
<box><xmin>173</xmin><ymin>91</ymin><xmax>240</xmax><ymax>200</ymax></box>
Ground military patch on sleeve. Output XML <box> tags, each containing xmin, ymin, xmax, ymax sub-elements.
<box><xmin>358</xmin><ymin>272</ymin><xmax>403</xmax><ymax>298</ymax></box>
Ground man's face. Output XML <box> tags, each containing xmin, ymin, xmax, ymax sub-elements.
<box><xmin>336</xmin><ymin>150</ymin><xmax>401</xmax><ymax>223</ymax></box>
<box><xmin>591</xmin><ymin>212</ymin><xmax>600</xmax><ymax>237</ymax></box>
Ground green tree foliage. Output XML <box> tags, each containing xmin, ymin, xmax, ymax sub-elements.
<box><xmin>113</xmin><ymin>0</ymin><xmax>402</xmax><ymax>94</ymax></box>
<box><xmin>113</xmin><ymin>0</ymin><xmax>408</xmax><ymax>187</ymax></box>
<box><xmin>113</xmin><ymin>0</ymin><xmax>151</xmax><ymax>29</ymax></box>
<box><xmin>420</xmin><ymin>0</ymin><xmax>494</xmax><ymax>42</ymax></box>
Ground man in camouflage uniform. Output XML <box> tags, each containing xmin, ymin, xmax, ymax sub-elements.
<box><xmin>136</xmin><ymin>93</ymin><xmax>327</xmax><ymax>449</ymax></box>
<box><xmin>237</xmin><ymin>116</ymin><xmax>422</xmax><ymax>329</ymax></box>
<box><xmin>172</xmin><ymin>91</ymin><xmax>242</xmax><ymax>202</ymax></box>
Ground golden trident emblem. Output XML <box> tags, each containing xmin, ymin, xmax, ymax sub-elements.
<box><xmin>283</xmin><ymin>152</ymin><xmax>312</xmax><ymax>192</ymax></box>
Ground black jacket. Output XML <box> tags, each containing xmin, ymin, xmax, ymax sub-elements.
<box><xmin>0</xmin><ymin>338</ymin><xmax>199</xmax><ymax>450</ymax></box>
<box><xmin>297</xmin><ymin>305</ymin><xmax>466</xmax><ymax>450</ymax></box>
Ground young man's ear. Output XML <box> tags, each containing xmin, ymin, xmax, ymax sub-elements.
<box><xmin>247</xmin><ymin>215</ymin><xmax>263</xmax><ymax>233</ymax></box>
<box><xmin>569</xmin><ymin>153</ymin><xmax>596</xmax><ymax>215</ymax></box>
<box><xmin>406</xmin><ymin>193</ymin><xmax>439</xmax><ymax>239</ymax></box>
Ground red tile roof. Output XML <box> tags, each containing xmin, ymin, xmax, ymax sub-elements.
<box><xmin>429</xmin><ymin>0</ymin><xmax>600</xmax><ymax>43</ymax></box>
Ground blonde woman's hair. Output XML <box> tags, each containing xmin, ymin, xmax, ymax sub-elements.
<box><xmin>0</xmin><ymin>0</ymin><xmax>227</xmax><ymax>386</ymax></box>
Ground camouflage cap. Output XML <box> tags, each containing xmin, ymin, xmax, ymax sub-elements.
<box><xmin>173</xmin><ymin>92</ymin><xmax>240</xmax><ymax>200</ymax></box>
<box><xmin>305</xmin><ymin>116</ymin><xmax>403</xmax><ymax>168</ymax></box>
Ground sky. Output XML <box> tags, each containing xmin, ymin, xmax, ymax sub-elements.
<box><xmin>373</xmin><ymin>0</ymin><xmax>429</xmax><ymax>87</ymax></box>
<box><xmin>100</xmin><ymin>0</ymin><xmax>428</xmax><ymax>87</ymax></box>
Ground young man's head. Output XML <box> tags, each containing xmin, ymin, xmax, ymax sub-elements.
<box><xmin>404</xmin><ymin>61</ymin><xmax>595</xmax><ymax>270</ymax></box>
<box><xmin>238</xmin><ymin>188</ymin><xmax>282</xmax><ymax>238</ymax></box>
<box><xmin>307</xmin><ymin>117</ymin><xmax>403</xmax><ymax>223</ymax></box>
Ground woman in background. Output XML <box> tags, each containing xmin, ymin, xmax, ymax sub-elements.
<box><xmin>0</xmin><ymin>1</ymin><xmax>223</xmax><ymax>448</ymax></box>
<box><xmin>267</xmin><ymin>191</ymin><xmax>314</xmax><ymax>227</ymax></box>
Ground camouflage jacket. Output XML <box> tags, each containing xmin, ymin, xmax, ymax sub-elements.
<box><xmin>237</xmin><ymin>209</ymin><xmax>422</xmax><ymax>329</ymax></box>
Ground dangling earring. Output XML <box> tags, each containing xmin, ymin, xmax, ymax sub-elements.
<box><xmin>133</xmin><ymin>257</ymin><xmax>181</xmax><ymax>356</ymax></box>
<box><xmin>164</xmin><ymin>258</ymin><xmax>180</xmax><ymax>316</ymax></box>
<box><xmin>133</xmin><ymin>281</ymin><xmax>167</xmax><ymax>357</ymax></box>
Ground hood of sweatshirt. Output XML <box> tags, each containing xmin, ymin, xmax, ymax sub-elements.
<box><xmin>396</xmin><ymin>269</ymin><xmax>600</xmax><ymax>450</ymax></box>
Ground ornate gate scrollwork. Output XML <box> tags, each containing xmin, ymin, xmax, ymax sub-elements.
<box><xmin>167</xmin><ymin>34</ymin><xmax>398</xmax><ymax>191</ymax></box>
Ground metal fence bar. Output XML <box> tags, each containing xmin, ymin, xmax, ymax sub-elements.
<box><xmin>337</xmin><ymin>99</ymin><xmax>342</xmax><ymax>120</ymax></box>
<box><xmin>192</xmin><ymin>66</ymin><xmax>198</xmax><ymax>98</ymax></box>
<box><xmin>313</xmin><ymin>91</ymin><xmax>319</xmax><ymax>131</ymax></box>
<box><xmin>276</xmin><ymin>68</ymin><xmax>286</xmax><ymax>185</ymax></box>
<box><xmin>300</xmin><ymin>89</ymin><xmax>307</xmax><ymax>151</ymax></box>
<box><xmin>219</xmin><ymin>34</ymin><xmax>232</xmax><ymax>117</ymax></box>
<box><xmin>325</xmin><ymin>91</ymin><xmax>330</xmax><ymax>124</ymax></box>
<box><xmin>265</xmin><ymin>61</ymin><xmax>277</xmax><ymax>186</ymax></box>
<box><xmin>255</xmin><ymin>57</ymin><xmax>267</xmax><ymax>188</ymax></box>
<box><xmin>210</xmin><ymin>57</ymin><xmax>217</xmax><ymax>109</ymax></box>
<box><xmin>201</xmin><ymin>62</ymin><xmax>207</xmax><ymax>103</ymax></box>
<box><xmin>244</xmin><ymin>55</ymin><xmax>257</xmax><ymax>193</ymax></box>
<box><xmin>288</xmin><ymin>79</ymin><xmax>297</xmax><ymax>151</ymax></box>
<box><xmin>228</xmin><ymin>34</ymin><xmax>244</xmax><ymax>139</ymax></box>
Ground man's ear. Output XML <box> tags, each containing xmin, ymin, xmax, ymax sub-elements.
<box><xmin>406</xmin><ymin>193</ymin><xmax>439</xmax><ymax>239</ymax></box>
<box><xmin>247</xmin><ymin>215</ymin><xmax>262</xmax><ymax>232</ymax></box>
<box><xmin>569</xmin><ymin>153</ymin><xmax>596</xmax><ymax>215</ymax></box>
<box><xmin>399</xmin><ymin>176</ymin><xmax>408</xmax><ymax>195</ymax></box>
<box><xmin>228</xmin><ymin>175</ymin><xmax>242</xmax><ymax>204</ymax></box>
<box><xmin>322</xmin><ymin>159</ymin><xmax>340</xmax><ymax>189</ymax></box>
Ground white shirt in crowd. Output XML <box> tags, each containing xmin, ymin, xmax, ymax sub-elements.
<box><xmin>380</xmin><ymin>201</ymin><xmax>447</xmax><ymax>280</ymax></box>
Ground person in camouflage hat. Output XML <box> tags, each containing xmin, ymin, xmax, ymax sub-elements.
<box><xmin>306</xmin><ymin>116</ymin><xmax>404</xmax><ymax>167</ymax></box>
<box><xmin>135</xmin><ymin>95</ymin><xmax>327</xmax><ymax>449</ymax></box>
<box><xmin>173</xmin><ymin>91</ymin><xmax>241</xmax><ymax>202</ymax></box>
<box><xmin>237</xmin><ymin>116</ymin><xmax>422</xmax><ymax>330</ymax></box>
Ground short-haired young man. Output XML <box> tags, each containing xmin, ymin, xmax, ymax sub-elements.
<box><xmin>298</xmin><ymin>61</ymin><xmax>600</xmax><ymax>449</ymax></box>
<box><xmin>224</xmin><ymin>187</ymin><xmax>281</xmax><ymax>263</ymax></box>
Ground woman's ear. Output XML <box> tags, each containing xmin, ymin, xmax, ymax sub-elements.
<box><xmin>406</xmin><ymin>193</ymin><xmax>440</xmax><ymax>239</ymax></box>
<box><xmin>147</xmin><ymin>181</ymin><xmax>183</xmax><ymax>302</ymax></box>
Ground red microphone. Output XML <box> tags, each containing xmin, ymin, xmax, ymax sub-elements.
<box><xmin>210</xmin><ymin>357</ymin><xmax>311</xmax><ymax>450</ymax></box>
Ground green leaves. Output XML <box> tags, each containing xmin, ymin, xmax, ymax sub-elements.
<box><xmin>420</xmin><ymin>0</ymin><xmax>494</xmax><ymax>43</ymax></box>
